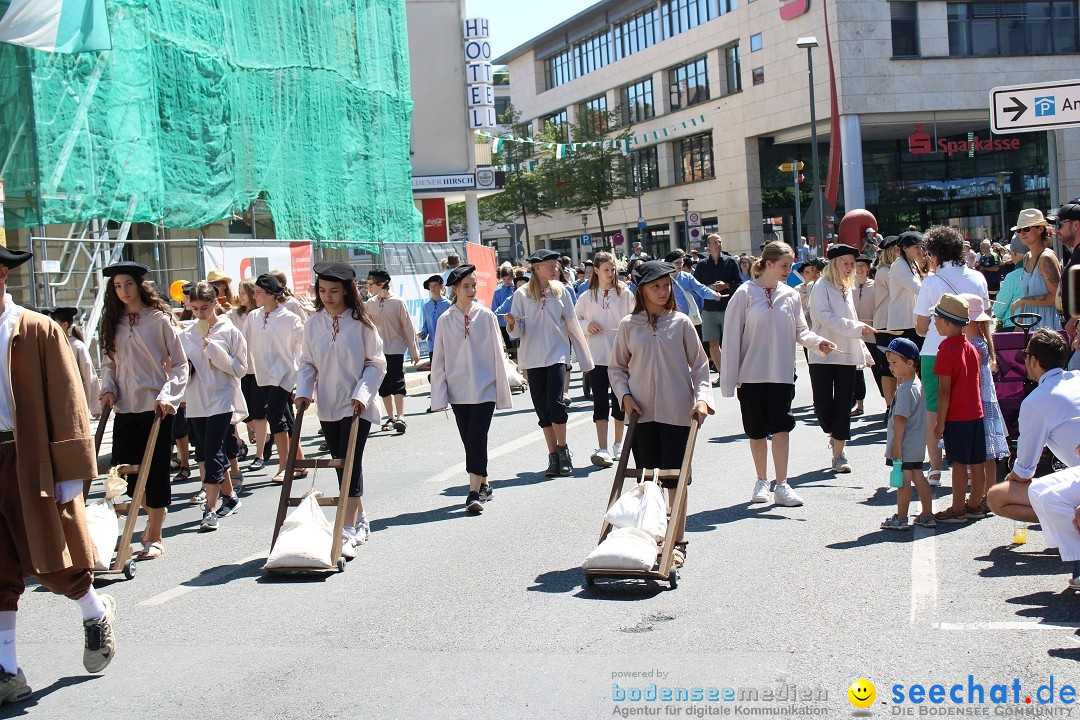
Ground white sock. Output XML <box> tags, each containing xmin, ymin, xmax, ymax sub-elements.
<box><xmin>357</xmin><ymin>512</ymin><xmax>368</xmax><ymax>527</ymax></box>
<box><xmin>0</xmin><ymin>611</ymin><xmax>15</xmax><ymax>674</ymax></box>
<box><xmin>75</xmin><ymin>588</ymin><xmax>106</xmax><ymax>621</ymax></box>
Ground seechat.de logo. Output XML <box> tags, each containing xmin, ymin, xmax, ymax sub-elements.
<box><xmin>780</xmin><ymin>0</ymin><xmax>811</xmax><ymax>20</ymax></box>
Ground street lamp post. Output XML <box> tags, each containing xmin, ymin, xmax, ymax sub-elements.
<box><xmin>996</xmin><ymin>171</ymin><xmax>1008</xmax><ymax>239</ymax></box>
<box><xmin>796</xmin><ymin>36</ymin><xmax>823</xmax><ymax>255</ymax></box>
<box><xmin>581</xmin><ymin>213</ymin><xmax>589</xmax><ymax>256</ymax></box>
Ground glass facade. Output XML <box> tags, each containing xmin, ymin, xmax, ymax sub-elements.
<box><xmin>622</xmin><ymin>77</ymin><xmax>655</xmax><ymax>124</ymax></box>
<box><xmin>613</xmin><ymin>8</ymin><xmax>658</xmax><ymax>60</ymax></box>
<box><xmin>627</xmin><ymin>146</ymin><xmax>660</xmax><ymax>192</ymax></box>
<box><xmin>676</xmin><ymin>132</ymin><xmax>714</xmax><ymax>184</ymax></box>
<box><xmin>581</xmin><ymin>95</ymin><xmax>609</xmax><ymax>132</ymax></box>
<box><xmin>890</xmin><ymin>1</ymin><xmax>920</xmax><ymax>57</ymax></box>
<box><xmin>542</xmin><ymin>109</ymin><xmax>569</xmax><ymax>141</ymax></box>
<box><xmin>575</xmin><ymin>30</ymin><xmax>612</xmax><ymax>76</ymax></box>
<box><xmin>544</xmin><ymin>47</ymin><xmax>575</xmax><ymax>90</ymax></box>
<box><xmin>724</xmin><ymin>44</ymin><xmax>742</xmax><ymax>94</ymax></box>
<box><xmin>668</xmin><ymin>57</ymin><xmax>709</xmax><ymax>111</ymax></box>
<box><xmin>660</xmin><ymin>0</ymin><xmax>715</xmax><ymax>39</ymax></box>
<box><xmin>750</xmin><ymin>33</ymin><xmax>763</xmax><ymax>52</ymax></box>
<box><xmin>948</xmin><ymin>1</ymin><xmax>1079</xmax><ymax>56</ymax></box>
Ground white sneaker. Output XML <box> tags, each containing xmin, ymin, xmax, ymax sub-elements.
<box><xmin>340</xmin><ymin>529</ymin><xmax>358</xmax><ymax>560</ymax></box>
<box><xmin>773</xmin><ymin>483</ymin><xmax>804</xmax><ymax>507</ymax></box>
<box><xmin>590</xmin><ymin>448</ymin><xmax>613</xmax><ymax>467</ymax></box>
<box><xmin>612</xmin><ymin>442</ymin><xmax>623</xmax><ymax>461</ymax></box>
<box><xmin>831</xmin><ymin>455</ymin><xmax>852</xmax><ymax>473</ymax></box>
<box><xmin>751</xmin><ymin>477</ymin><xmax>771</xmax><ymax>503</ymax></box>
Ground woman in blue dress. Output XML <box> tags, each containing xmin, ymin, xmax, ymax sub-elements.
<box><xmin>1010</xmin><ymin>209</ymin><xmax>1062</xmax><ymax>331</ymax></box>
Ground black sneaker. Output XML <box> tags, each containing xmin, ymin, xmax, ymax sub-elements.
<box><xmin>466</xmin><ymin>491</ymin><xmax>484</xmax><ymax>514</ymax></box>
<box><xmin>216</xmin><ymin>495</ymin><xmax>241</xmax><ymax>518</ymax></box>
<box><xmin>479</xmin><ymin>484</ymin><xmax>493</xmax><ymax>503</ymax></box>
<box><xmin>248</xmin><ymin>458</ymin><xmax>266</xmax><ymax>472</ymax></box>
<box><xmin>557</xmin><ymin>445</ymin><xmax>573</xmax><ymax>476</ymax></box>
<box><xmin>544</xmin><ymin>452</ymin><xmax>559</xmax><ymax>477</ymax></box>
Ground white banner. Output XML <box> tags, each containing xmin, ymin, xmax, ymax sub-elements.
<box><xmin>201</xmin><ymin>241</ymin><xmax>313</xmax><ymax>300</ymax></box>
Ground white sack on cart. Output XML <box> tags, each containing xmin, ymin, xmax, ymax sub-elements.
<box><xmin>604</xmin><ymin>477</ymin><xmax>668</xmax><ymax>540</ymax></box>
<box><xmin>263</xmin><ymin>492</ymin><xmax>335</xmax><ymax>570</ymax></box>
<box><xmin>84</xmin><ymin>500</ymin><xmax>119</xmax><ymax>571</ymax></box>
<box><xmin>581</xmin><ymin>527</ymin><xmax>657</xmax><ymax>571</ymax></box>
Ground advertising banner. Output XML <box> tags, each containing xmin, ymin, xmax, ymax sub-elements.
<box><xmin>202</xmin><ymin>241</ymin><xmax>314</xmax><ymax>299</ymax></box>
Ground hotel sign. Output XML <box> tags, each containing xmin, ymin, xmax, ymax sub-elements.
<box><xmin>412</xmin><ymin>174</ymin><xmax>475</xmax><ymax>191</ymax></box>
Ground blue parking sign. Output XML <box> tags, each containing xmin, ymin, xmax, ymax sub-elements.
<box><xmin>581</xmin><ymin>233</ymin><xmax>592</xmax><ymax>246</ymax></box>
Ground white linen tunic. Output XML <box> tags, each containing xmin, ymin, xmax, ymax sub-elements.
<box><xmin>872</xmin><ymin>264</ymin><xmax>891</xmax><ymax>330</ymax></box>
<box><xmin>99</xmin><ymin>308</ymin><xmax>188</xmax><ymax>413</ymax></box>
<box><xmin>296</xmin><ymin>310</ymin><xmax>387</xmax><ymax>426</ymax></box>
<box><xmin>507</xmin><ymin>283</ymin><xmax>594</xmax><ymax>373</ymax></box>
<box><xmin>720</xmin><ymin>282</ymin><xmax>825</xmax><ymax>397</ymax></box>
<box><xmin>68</xmin><ymin>335</ymin><xmax>100</xmax><ymax>416</ymax></box>
<box><xmin>429</xmin><ymin>303</ymin><xmax>512</xmax><ymax>412</ymax></box>
<box><xmin>179</xmin><ymin>317</ymin><xmax>248</xmax><ymax>421</ymax></box>
<box><xmin>365</xmin><ymin>295</ymin><xmax>420</xmax><ymax>359</ymax></box>
<box><xmin>808</xmin><ymin>279</ymin><xmax>873</xmax><ymax>367</ymax></box>
<box><xmin>283</xmin><ymin>295</ymin><xmax>315</xmax><ymax>323</ymax></box>
<box><xmin>854</xmin><ymin>279</ymin><xmax>876</xmax><ymax>324</ymax></box>
<box><xmin>575</xmin><ymin>285</ymin><xmax>634</xmax><ymax>367</ymax></box>
<box><xmin>887</xmin><ymin>258</ymin><xmax>922</xmax><ymax>330</ymax></box>
<box><xmin>243</xmin><ymin>305</ymin><xmax>303</xmax><ymax>390</ymax></box>
<box><xmin>608</xmin><ymin>311</ymin><xmax>714</xmax><ymax>427</ymax></box>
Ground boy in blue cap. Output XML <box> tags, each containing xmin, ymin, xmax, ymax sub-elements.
<box><xmin>882</xmin><ymin>337</ymin><xmax>935</xmax><ymax>530</ymax></box>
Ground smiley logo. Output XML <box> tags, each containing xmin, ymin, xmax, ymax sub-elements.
<box><xmin>848</xmin><ymin>678</ymin><xmax>876</xmax><ymax>709</ymax></box>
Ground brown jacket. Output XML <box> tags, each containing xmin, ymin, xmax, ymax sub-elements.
<box><xmin>9</xmin><ymin>309</ymin><xmax>97</xmax><ymax>574</ymax></box>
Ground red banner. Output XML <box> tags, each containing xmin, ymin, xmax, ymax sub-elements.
<box><xmin>422</xmin><ymin>198</ymin><xmax>448</xmax><ymax>242</ymax></box>
<box><xmin>465</xmin><ymin>242</ymin><xmax>497</xmax><ymax>308</ymax></box>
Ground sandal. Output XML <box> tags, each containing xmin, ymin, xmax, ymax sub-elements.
<box><xmin>380</xmin><ymin>419</ymin><xmax>394</xmax><ymax>432</ymax></box>
<box><xmin>934</xmin><ymin>506</ymin><xmax>968</xmax><ymax>524</ymax></box>
<box><xmin>393</xmin><ymin>418</ymin><xmax>407</xmax><ymax>434</ymax></box>
<box><xmin>672</xmin><ymin>541</ymin><xmax>688</xmax><ymax>568</ymax></box>
<box><xmin>293</xmin><ymin>469</ymin><xmax>309</xmax><ymax>480</ymax></box>
<box><xmin>170</xmin><ymin>458</ymin><xmax>181</xmax><ymax>470</ymax></box>
<box><xmin>175</xmin><ymin>466</ymin><xmax>191</xmax><ymax>481</ymax></box>
<box><xmin>927</xmin><ymin>470</ymin><xmax>942</xmax><ymax>487</ymax></box>
<box><xmin>138</xmin><ymin>541</ymin><xmax>164</xmax><ymax>560</ymax></box>
<box><xmin>271</xmin><ymin>470</ymin><xmax>286</xmax><ymax>483</ymax></box>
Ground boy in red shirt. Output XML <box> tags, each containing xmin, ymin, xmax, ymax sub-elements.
<box><xmin>932</xmin><ymin>293</ymin><xmax>986</xmax><ymax>524</ymax></box>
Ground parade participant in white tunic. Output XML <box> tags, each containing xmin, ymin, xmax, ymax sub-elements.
<box><xmin>506</xmin><ymin>249</ymin><xmax>594</xmax><ymax>477</ymax></box>
<box><xmin>430</xmin><ymin>265</ymin><xmax>512</xmax><ymax>515</ymax></box>
<box><xmin>365</xmin><ymin>269</ymin><xmax>420</xmax><ymax>435</ymax></box>
<box><xmin>243</xmin><ymin>273</ymin><xmax>306</xmax><ymax>482</ymax></box>
<box><xmin>179</xmin><ymin>282</ymin><xmax>248</xmax><ymax>532</ymax></box>
<box><xmin>296</xmin><ymin>262</ymin><xmax>386</xmax><ymax>547</ymax></box>
<box><xmin>575</xmin><ymin>251</ymin><xmax>634</xmax><ymax>468</ymax></box>
<box><xmin>50</xmin><ymin>307</ymin><xmax>100</xmax><ymax>418</ymax></box>
<box><xmin>232</xmin><ymin>278</ymin><xmax>271</xmax><ymax>472</ymax></box>
<box><xmin>99</xmin><ymin>262</ymin><xmax>188</xmax><ymax>560</ymax></box>
<box><xmin>609</xmin><ymin>260</ymin><xmax>714</xmax><ymax>568</ymax></box>
<box><xmin>269</xmin><ymin>269</ymin><xmax>315</xmax><ymax>322</ymax></box>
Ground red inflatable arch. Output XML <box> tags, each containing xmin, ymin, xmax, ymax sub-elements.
<box><xmin>837</xmin><ymin>209</ymin><xmax>878</xmax><ymax>250</ymax></box>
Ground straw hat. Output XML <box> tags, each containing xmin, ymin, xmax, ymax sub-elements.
<box><xmin>206</xmin><ymin>269</ymin><xmax>233</xmax><ymax>284</ymax></box>
<box><xmin>932</xmin><ymin>293</ymin><xmax>970</xmax><ymax>326</ymax></box>
<box><xmin>1011</xmin><ymin>208</ymin><xmax>1050</xmax><ymax>232</ymax></box>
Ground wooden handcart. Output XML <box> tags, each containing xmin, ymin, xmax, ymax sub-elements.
<box><xmin>583</xmin><ymin>413</ymin><xmax>700</xmax><ymax>591</ymax></box>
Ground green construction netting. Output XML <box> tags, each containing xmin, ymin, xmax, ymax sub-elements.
<box><xmin>0</xmin><ymin>0</ymin><xmax>421</xmax><ymax>247</ymax></box>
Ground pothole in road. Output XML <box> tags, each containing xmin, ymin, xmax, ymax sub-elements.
<box><xmin>619</xmin><ymin>611</ymin><xmax>676</xmax><ymax>633</ymax></box>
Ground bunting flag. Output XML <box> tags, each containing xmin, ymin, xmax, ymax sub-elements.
<box><xmin>0</xmin><ymin>0</ymin><xmax>111</xmax><ymax>53</ymax></box>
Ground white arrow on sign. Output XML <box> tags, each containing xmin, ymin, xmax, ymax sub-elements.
<box><xmin>990</xmin><ymin>79</ymin><xmax>1080</xmax><ymax>134</ymax></box>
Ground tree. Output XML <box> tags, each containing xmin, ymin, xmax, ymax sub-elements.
<box><xmin>555</xmin><ymin>106</ymin><xmax>634</xmax><ymax>253</ymax></box>
<box><xmin>484</xmin><ymin>106</ymin><xmax>553</xmax><ymax>256</ymax></box>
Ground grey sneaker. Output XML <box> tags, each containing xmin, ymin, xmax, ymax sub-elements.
<box><xmin>215</xmin><ymin>495</ymin><xmax>241</xmax><ymax>518</ymax></box>
<box><xmin>83</xmin><ymin>594</ymin><xmax>116</xmax><ymax>673</ymax></box>
<box><xmin>200</xmin><ymin>509</ymin><xmax>218</xmax><ymax>531</ymax></box>
<box><xmin>478</xmin><ymin>484</ymin><xmax>493</xmax><ymax>503</ymax></box>
<box><xmin>831</xmin><ymin>455</ymin><xmax>852</xmax><ymax>473</ymax></box>
<box><xmin>0</xmin><ymin>667</ymin><xmax>30</xmax><ymax>705</ymax></box>
<box><xmin>557</xmin><ymin>445</ymin><xmax>573</xmax><ymax>476</ymax></box>
<box><xmin>880</xmin><ymin>514</ymin><xmax>911</xmax><ymax>531</ymax></box>
<box><xmin>544</xmin><ymin>452</ymin><xmax>559</xmax><ymax>477</ymax></box>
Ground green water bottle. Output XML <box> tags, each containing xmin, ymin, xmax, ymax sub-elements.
<box><xmin>890</xmin><ymin>459</ymin><xmax>904</xmax><ymax>488</ymax></box>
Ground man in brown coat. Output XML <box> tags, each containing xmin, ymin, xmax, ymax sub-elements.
<box><xmin>0</xmin><ymin>248</ymin><xmax>116</xmax><ymax>705</ymax></box>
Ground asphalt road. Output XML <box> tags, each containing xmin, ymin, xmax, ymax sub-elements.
<box><xmin>9</xmin><ymin>362</ymin><xmax>1080</xmax><ymax>720</ymax></box>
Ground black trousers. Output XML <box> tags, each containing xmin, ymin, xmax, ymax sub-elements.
<box><xmin>808</xmin><ymin>364</ymin><xmax>857</xmax><ymax>441</ymax></box>
<box><xmin>451</xmin><ymin>402</ymin><xmax>496</xmax><ymax>477</ymax></box>
<box><xmin>853</xmin><ymin>367</ymin><xmax>867</xmax><ymax>402</ymax></box>
<box><xmin>379</xmin><ymin>354</ymin><xmax>406</xmax><ymax>398</ymax></box>
<box><xmin>632</xmin><ymin>422</ymin><xmax>691</xmax><ymax>489</ymax></box>
<box><xmin>261</xmin><ymin>385</ymin><xmax>293</xmax><ymax>435</ymax></box>
<box><xmin>189</xmin><ymin>412</ymin><xmax>230</xmax><ymax>485</ymax></box>
<box><xmin>320</xmin><ymin>416</ymin><xmax>372</xmax><ymax>497</ymax></box>
<box><xmin>589</xmin><ymin>366</ymin><xmax>625</xmax><ymax>422</ymax></box>
<box><xmin>527</xmin><ymin>364</ymin><xmax>568</xmax><ymax>428</ymax></box>
<box><xmin>113</xmin><ymin>411</ymin><xmax>175</xmax><ymax>509</ymax></box>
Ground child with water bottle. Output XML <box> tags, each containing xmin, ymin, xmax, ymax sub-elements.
<box><xmin>881</xmin><ymin>338</ymin><xmax>935</xmax><ymax>530</ymax></box>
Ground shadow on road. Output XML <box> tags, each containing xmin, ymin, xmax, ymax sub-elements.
<box><xmin>1006</xmin><ymin>590</ymin><xmax>1080</xmax><ymax>658</ymax></box>
<box><xmin>686</xmin><ymin>503</ymin><xmax>806</xmax><ymax>533</ymax></box>
<box><xmin>975</xmin><ymin>546</ymin><xmax>1063</xmax><ymax>578</ymax></box>
<box><xmin>826</xmin><ymin>529</ymin><xmax>921</xmax><ymax>549</ymax></box>
<box><xmin>183</xmin><ymin>556</ymin><xmax>265</xmax><ymax>587</ymax></box>
<box><xmin>528</xmin><ymin>567</ymin><xmax>668</xmax><ymax>599</ymax></box>
<box><xmin>370</xmin><ymin>503</ymin><xmax>460</xmax><ymax>531</ymax></box>
<box><xmin>0</xmin><ymin>675</ymin><xmax>97</xmax><ymax>718</ymax></box>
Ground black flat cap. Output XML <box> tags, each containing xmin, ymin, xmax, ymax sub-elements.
<box><xmin>826</xmin><ymin>244</ymin><xmax>858</xmax><ymax>260</ymax></box>
<box><xmin>0</xmin><ymin>247</ymin><xmax>32</xmax><ymax>269</ymax></box>
<box><xmin>313</xmin><ymin>261</ymin><xmax>356</xmax><ymax>283</ymax></box>
<box><xmin>446</xmin><ymin>264</ymin><xmax>476</xmax><ymax>286</ymax></box>
<box><xmin>51</xmin><ymin>306</ymin><xmax>79</xmax><ymax>323</ymax></box>
<box><xmin>103</xmin><ymin>261</ymin><xmax>150</xmax><ymax>280</ymax></box>
<box><xmin>255</xmin><ymin>273</ymin><xmax>285</xmax><ymax>296</ymax></box>
<box><xmin>880</xmin><ymin>235</ymin><xmax>899</xmax><ymax>249</ymax></box>
<box><xmin>633</xmin><ymin>260</ymin><xmax>676</xmax><ymax>287</ymax></box>
<box><xmin>897</xmin><ymin>230</ymin><xmax>923</xmax><ymax>247</ymax></box>
<box><xmin>855</xmin><ymin>254</ymin><xmax>872</xmax><ymax>264</ymax></box>
<box><xmin>527</xmin><ymin>249</ymin><xmax>560</xmax><ymax>264</ymax></box>
<box><xmin>423</xmin><ymin>274</ymin><xmax>444</xmax><ymax>289</ymax></box>
<box><xmin>367</xmin><ymin>269</ymin><xmax>391</xmax><ymax>284</ymax></box>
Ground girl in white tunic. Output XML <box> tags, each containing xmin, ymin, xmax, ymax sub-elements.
<box><xmin>808</xmin><ymin>245</ymin><xmax>876</xmax><ymax>474</ymax></box>
<box><xmin>575</xmin><ymin>251</ymin><xmax>633</xmax><ymax>468</ymax></box>
<box><xmin>871</xmin><ymin>239</ymin><xmax>900</xmax><ymax>410</ymax></box>
<box><xmin>50</xmin><ymin>307</ymin><xmax>100</xmax><ymax>418</ymax></box>
<box><xmin>430</xmin><ymin>265</ymin><xmax>512</xmax><ymax>515</ymax></box>
<box><xmin>179</xmin><ymin>282</ymin><xmax>248</xmax><ymax>531</ymax></box>
<box><xmin>99</xmin><ymin>262</ymin><xmax>188</xmax><ymax>560</ymax></box>
<box><xmin>233</xmin><ymin>278</ymin><xmax>270</xmax><ymax>471</ymax></box>
<box><xmin>506</xmin><ymin>249</ymin><xmax>594</xmax><ymax>477</ymax></box>
<box><xmin>365</xmin><ymin>269</ymin><xmax>420</xmax><ymax>434</ymax></box>
<box><xmin>721</xmin><ymin>242</ymin><xmax>834</xmax><ymax>508</ymax></box>
<box><xmin>269</xmin><ymin>269</ymin><xmax>315</xmax><ymax>322</ymax></box>
<box><xmin>296</xmin><ymin>262</ymin><xmax>386</xmax><ymax>546</ymax></box>
<box><xmin>243</xmin><ymin>274</ymin><xmax>306</xmax><ymax>482</ymax></box>
<box><xmin>609</xmin><ymin>261</ymin><xmax>714</xmax><ymax>567</ymax></box>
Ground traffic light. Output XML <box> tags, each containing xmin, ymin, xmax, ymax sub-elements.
<box><xmin>778</xmin><ymin>162</ymin><xmax>805</xmax><ymax>173</ymax></box>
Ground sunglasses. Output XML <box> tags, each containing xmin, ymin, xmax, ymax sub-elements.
<box><xmin>1017</xmin><ymin>226</ymin><xmax>1043</xmax><ymax>233</ymax></box>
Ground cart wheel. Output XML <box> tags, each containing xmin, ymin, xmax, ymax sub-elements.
<box><xmin>668</xmin><ymin>569</ymin><xmax>678</xmax><ymax>590</ymax></box>
<box><xmin>585</xmin><ymin>575</ymin><xmax>595</xmax><ymax>587</ymax></box>
<box><xmin>337</xmin><ymin>557</ymin><xmax>347</xmax><ymax>573</ymax></box>
<box><xmin>123</xmin><ymin>559</ymin><xmax>137</xmax><ymax>580</ymax></box>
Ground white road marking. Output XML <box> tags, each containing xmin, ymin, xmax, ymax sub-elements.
<box><xmin>910</xmin><ymin>526</ymin><xmax>938</xmax><ymax>625</ymax></box>
<box><xmin>936</xmin><ymin>621</ymin><xmax>1080</xmax><ymax>631</ymax></box>
<box><xmin>426</xmin><ymin>412</ymin><xmax>594</xmax><ymax>485</ymax></box>
<box><xmin>139</xmin><ymin>552</ymin><xmax>265</xmax><ymax>607</ymax></box>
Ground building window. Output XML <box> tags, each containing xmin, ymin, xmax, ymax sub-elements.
<box><xmin>494</xmin><ymin>96</ymin><xmax>511</xmax><ymax>121</ymax></box>
<box><xmin>668</xmin><ymin>56</ymin><xmax>710</xmax><ymax>111</ymax></box>
<box><xmin>676</xmin><ymin>132</ymin><xmax>713</xmax><ymax>184</ymax></box>
<box><xmin>614</xmin><ymin>7</ymin><xmax>657</xmax><ymax>60</ymax></box>
<box><xmin>723</xmin><ymin>44</ymin><xmax>742</xmax><ymax>94</ymax></box>
<box><xmin>622</xmin><ymin>77</ymin><xmax>655</xmax><ymax>124</ymax></box>
<box><xmin>542</xmin><ymin>109</ymin><xmax>569</xmax><ymax>142</ymax></box>
<box><xmin>720</xmin><ymin>0</ymin><xmax>738</xmax><ymax>13</ymax></box>
<box><xmin>752</xmin><ymin>66</ymin><xmax>764</xmax><ymax>85</ymax></box>
<box><xmin>947</xmin><ymin>1</ymin><xmax>1079</xmax><ymax>56</ymax></box>
<box><xmin>627</xmin><ymin>146</ymin><xmax>660</xmax><ymax>192</ymax></box>
<box><xmin>660</xmin><ymin>0</ymin><xmax>714</xmax><ymax>40</ymax></box>
<box><xmin>890</xmin><ymin>1</ymin><xmax>920</xmax><ymax>57</ymax></box>
<box><xmin>574</xmin><ymin>30</ymin><xmax>612</xmax><ymax>76</ymax></box>
<box><xmin>750</xmin><ymin>33</ymin><xmax>763</xmax><ymax>52</ymax></box>
<box><xmin>581</xmin><ymin>95</ymin><xmax>609</xmax><ymax>132</ymax></box>
<box><xmin>544</xmin><ymin>47</ymin><xmax>575</xmax><ymax>90</ymax></box>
